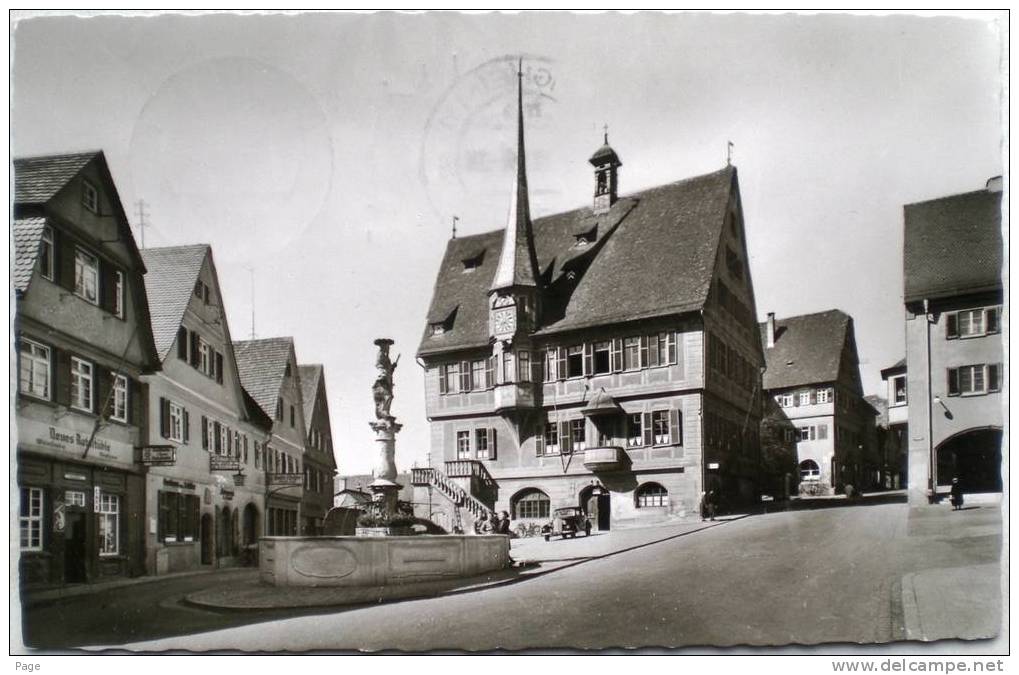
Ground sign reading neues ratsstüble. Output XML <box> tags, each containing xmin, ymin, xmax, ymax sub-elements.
<box><xmin>139</xmin><ymin>446</ymin><xmax>177</xmax><ymax>465</ymax></box>
<box><xmin>268</xmin><ymin>473</ymin><xmax>303</xmax><ymax>486</ymax></box>
<box><xmin>210</xmin><ymin>456</ymin><xmax>241</xmax><ymax>472</ymax></box>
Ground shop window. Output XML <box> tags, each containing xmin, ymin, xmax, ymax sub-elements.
<box><xmin>98</xmin><ymin>493</ymin><xmax>120</xmax><ymax>556</ymax></box>
<box><xmin>111</xmin><ymin>374</ymin><xmax>128</xmax><ymax>422</ymax></box>
<box><xmin>20</xmin><ymin>487</ymin><xmax>43</xmax><ymax>551</ymax></box>
<box><xmin>635</xmin><ymin>482</ymin><xmax>668</xmax><ymax>508</ymax></box>
<box><xmin>74</xmin><ymin>247</ymin><xmax>99</xmax><ymax>304</ymax></box>
<box><xmin>19</xmin><ymin>339</ymin><xmax>51</xmax><ymax>400</ymax></box>
<box><xmin>158</xmin><ymin>492</ymin><xmax>200</xmax><ymax>543</ymax></box>
<box><xmin>71</xmin><ymin>357</ymin><xmax>93</xmax><ymax>412</ymax></box>
<box><xmin>39</xmin><ymin>226</ymin><xmax>54</xmax><ymax>281</ymax></box>
<box><xmin>456</xmin><ymin>430</ymin><xmax>471</xmax><ymax>459</ymax></box>
<box><xmin>513</xmin><ymin>489</ymin><xmax>550</xmax><ymax>520</ymax></box>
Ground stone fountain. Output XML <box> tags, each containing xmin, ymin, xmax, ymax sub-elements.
<box><xmin>258</xmin><ymin>339</ymin><xmax>510</xmax><ymax>588</ymax></box>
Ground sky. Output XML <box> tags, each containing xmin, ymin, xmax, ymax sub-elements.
<box><xmin>11</xmin><ymin>11</ymin><xmax>1005</xmax><ymax>475</ymax></box>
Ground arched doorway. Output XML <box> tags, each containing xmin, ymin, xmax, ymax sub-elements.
<box><xmin>231</xmin><ymin>509</ymin><xmax>240</xmax><ymax>556</ymax></box>
<box><xmin>579</xmin><ymin>485</ymin><xmax>611</xmax><ymax>531</ymax></box>
<box><xmin>799</xmin><ymin>460</ymin><xmax>820</xmax><ymax>482</ymax></box>
<box><xmin>242</xmin><ymin>503</ymin><xmax>259</xmax><ymax>546</ymax></box>
<box><xmin>937</xmin><ymin>428</ymin><xmax>1002</xmax><ymax>493</ymax></box>
<box><xmin>217</xmin><ymin>506</ymin><xmax>231</xmax><ymax>559</ymax></box>
<box><xmin>200</xmin><ymin>514</ymin><xmax>213</xmax><ymax>565</ymax></box>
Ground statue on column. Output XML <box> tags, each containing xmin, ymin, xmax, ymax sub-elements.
<box><xmin>372</xmin><ymin>338</ymin><xmax>400</xmax><ymax>421</ymax></box>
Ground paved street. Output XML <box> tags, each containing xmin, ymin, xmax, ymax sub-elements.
<box><xmin>18</xmin><ymin>498</ymin><xmax>1001</xmax><ymax>652</ymax></box>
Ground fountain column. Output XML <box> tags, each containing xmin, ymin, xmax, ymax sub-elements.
<box><xmin>368</xmin><ymin>338</ymin><xmax>402</xmax><ymax>516</ymax></box>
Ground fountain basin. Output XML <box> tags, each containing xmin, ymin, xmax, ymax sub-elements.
<box><xmin>259</xmin><ymin>535</ymin><xmax>510</xmax><ymax>587</ymax></box>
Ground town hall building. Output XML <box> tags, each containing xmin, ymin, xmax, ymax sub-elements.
<box><xmin>414</xmin><ymin>66</ymin><xmax>766</xmax><ymax>532</ymax></box>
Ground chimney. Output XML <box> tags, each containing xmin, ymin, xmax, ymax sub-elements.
<box><xmin>766</xmin><ymin>312</ymin><xmax>776</xmax><ymax>348</ymax></box>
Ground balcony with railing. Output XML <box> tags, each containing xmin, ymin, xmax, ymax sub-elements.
<box><xmin>493</xmin><ymin>381</ymin><xmax>538</xmax><ymax>413</ymax></box>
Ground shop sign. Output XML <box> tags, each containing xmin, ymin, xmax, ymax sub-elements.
<box><xmin>210</xmin><ymin>456</ymin><xmax>240</xmax><ymax>472</ymax></box>
<box><xmin>140</xmin><ymin>446</ymin><xmax>177</xmax><ymax>466</ymax></box>
<box><xmin>162</xmin><ymin>478</ymin><xmax>196</xmax><ymax>490</ymax></box>
<box><xmin>19</xmin><ymin>417</ymin><xmax>133</xmax><ymax>467</ymax></box>
<box><xmin>708</xmin><ymin>462</ymin><xmax>720</xmax><ymax>470</ymax></box>
<box><xmin>53</xmin><ymin>501</ymin><xmax>66</xmax><ymax>532</ymax></box>
<box><xmin>63</xmin><ymin>472</ymin><xmax>87</xmax><ymax>481</ymax></box>
<box><xmin>221</xmin><ymin>488</ymin><xmax>235</xmax><ymax>500</ymax></box>
<box><xmin>268</xmin><ymin>473</ymin><xmax>303</xmax><ymax>486</ymax></box>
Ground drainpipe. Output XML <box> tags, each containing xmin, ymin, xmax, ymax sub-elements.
<box><xmin>924</xmin><ymin>298</ymin><xmax>935</xmax><ymax>501</ymax></box>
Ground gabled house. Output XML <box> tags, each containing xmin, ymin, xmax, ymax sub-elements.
<box><xmin>414</xmin><ymin>67</ymin><xmax>765</xmax><ymax>532</ymax></box>
<box><xmin>902</xmin><ymin>177</ymin><xmax>1003</xmax><ymax>505</ymax></box>
<box><xmin>298</xmin><ymin>364</ymin><xmax>338</xmax><ymax>534</ymax></box>
<box><xmin>140</xmin><ymin>244</ymin><xmax>272</xmax><ymax>573</ymax></box>
<box><xmin>233</xmin><ymin>337</ymin><xmax>307</xmax><ymax>535</ymax></box>
<box><xmin>760</xmin><ymin>309</ymin><xmax>874</xmax><ymax>495</ymax></box>
<box><xmin>14</xmin><ymin>151</ymin><xmax>160</xmax><ymax>587</ymax></box>
<box><xmin>879</xmin><ymin>359</ymin><xmax>909</xmax><ymax>489</ymax></box>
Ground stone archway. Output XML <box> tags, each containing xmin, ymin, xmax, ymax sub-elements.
<box><xmin>936</xmin><ymin>427</ymin><xmax>1002</xmax><ymax>493</ymax></box>
<box><xmin>242</xmin><ymin>503</ymin><xmax>259</xmax><ymax>546</ymax></box>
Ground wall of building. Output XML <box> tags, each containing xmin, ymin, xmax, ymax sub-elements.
<box><xmin>905</xmin><ymin>296</ymin><xmax>1004</xmax><ymax>505</ymax></box>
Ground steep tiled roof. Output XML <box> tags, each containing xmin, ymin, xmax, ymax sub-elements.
<box><xmin>233</xmin><ymin>337</ymin><xmax>294</xmax><ymax>417</ymax></box>
<box><xmin>14</xmin><ymin>151</ymin><xmax>100</xmax><ymax>204</ymax></box>
<box><xmin>419</xmin><ymin>166</ymin><xmax>736</xmax><ymax>356</ymax></box>
<box><xmin>12</xmin><ymin>217</ymin><xmax>47</xmax><ymax>294</ymax></box>
<box><xmin>298</xmin><ymin>364</ymin><xmax>323</xmax><ymax>423</ymax></box>
<box><xmin>760</xmin><ymin>309</ymin><xmax>850</xmax><ymax>390</ymax></box>
<box><xmin>141</xmin><ymin>245</ymin><xmax>210</xmax><ymax>360</ymax></box>
<box><xmin>904</xmin><ymin>187</ymin><xmax>1003</xmax><ymax>302</ymax></box>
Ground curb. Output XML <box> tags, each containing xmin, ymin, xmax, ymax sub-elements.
<box><xmin>182</xmin><ymin>515</ymin><xmax>747</xmax><ymax>612</ymax></box>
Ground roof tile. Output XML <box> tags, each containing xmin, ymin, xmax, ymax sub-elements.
<box><xmin>141</xmin><ymin>245</ymin><xmax>210</xmax><ymax>360</ymax></box>
<box><xmin>760</xmin><ymin>310</ymin><xmax>850</xmax><ymax>390</ymax></box>
<box><xmin>233</xmin><ymin>337</ymin><xmax>295</xmax><ymax>417</ymax></box>
<box><xmin>14</xmin><ymin>151</ymin><xmax>100</xmax><ymax>204</ymax></box>
<box><xmin>12</xmin><ymin>217</ymin><xmax>47</xmax><ymax>293</ymax></box>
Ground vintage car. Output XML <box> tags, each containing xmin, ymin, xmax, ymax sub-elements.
<box><xmin>543</xmin><ymin>507</ymin><xmax>593</xmax><ymax>541</ymax></box>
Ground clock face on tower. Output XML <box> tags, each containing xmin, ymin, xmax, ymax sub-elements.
<box><xmin>493</xmin><ymin>307</ymin><xmax>516</xmax><ymax>336</ymax></box>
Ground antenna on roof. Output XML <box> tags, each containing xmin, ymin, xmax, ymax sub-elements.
<box><xmin>244</xmin><ymin>265</ymin><xmax>256</xmax><ymax>339</ymax></box>
<box><xmin>726</xmin><ymin>140</ymin><xmax>734</xmax><ymax>167</ymax></box>
<box><xmin>134</xmin><ymin>199</ymin><xmax>149</xmax><ymax>248</ymax></box>
<box><xmin>452</xmin><ymin>215</ymin><xmax>459</xmax><ymax>239</ymax></box>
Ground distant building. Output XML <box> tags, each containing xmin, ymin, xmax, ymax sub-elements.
<box><xmin>140</xmin><ymin>245</ymin><xmax>271</xmax><ymax>574</ymax></box>
<box><xmin>334</xmin><ymin>473</ymin><xmax>415</xmax><ymax>506</ymax></box>
<box><xmin>414</xmin><ymin>69</ymin><xmax>764</xmax><ymax>533</ymax></box>
<box><xmin>234</xmin><ymin>338</ymin><xmax>308</xmax><ymax>535</ymax></box>
<box><xmin>902</xmin><ymin>178</ymin><xmax>1003</xmax><ymax>505</ymax></box>
<box><xmin>299</xmin><ymin>364</ymin><xmax>338</xmax><ymax>535</ymax></box>
<box><xmin>879</xmin><ymin>359</ymin><xmax>909</xmax><ymax>488</ymax></box>
<box><xmin>14</xmin><ymin>151</ymin><xmax>160</xmax><ymax>586</ymax></box>
<box><xmin>760</xmin><ymin>310</ymin><xmax>874</xmax><ymax>495</ymax></box>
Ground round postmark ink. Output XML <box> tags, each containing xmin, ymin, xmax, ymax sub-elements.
<box><xmin>419</xmin><ymin>54</ymin><xmax>559</xmax><ymax>231</ymax></box>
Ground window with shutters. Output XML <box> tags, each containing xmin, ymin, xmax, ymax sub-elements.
<box><xmin>456</xmin><ymin>430</ymin><xmax>471</xmax><ymax>459</ymax></box>
<box><xmin>948</xmin><ymin>364</ymin><xmax>1001</xmax><ymax>396</ymax></box>
<box><xmin>98</xmin><ymin>493</ymin><xmax>120</xmax><ymax>556</ymax></box>
<box><xmin>19</xmin><ymin>339</ymin><xmax>51</xmax><ymax>400</ymax></box>
<box><xmin>542</xmin><ymin>422</ymin><xmax>559</xmax><ymax>455</ymax></box>
<box><xmin>566</xmin><ymin>346</ymin><xmax>584</xmax><ymax>378</ymax></box>
<box><xmin>442</xmin><ymin>362</ymin><xmax>460</xmax><ymax>394</ymax></box>
<box><xmin>593</xmin><ymin>341</ymin><xmax>611</xmax><ymax>374</ymax></box>
<box><xmin>39</xmin><ymin>226</ymin><xmax>54</xmax><ymax>281</ymax></box>
<box><xmin>798</xmin><ymin>392</ymin><xmax>811</xmax><ymax>406</ymax></box>
<box><xmin>475</xmin><ymin>428</ymin><xmax>490</xmax><ymax>459</ymax></box>
<box><xmin>199</xmin><ymin>339</ymin><xmax>213</xmax><ymax>377</ymax></box>
<box><xmin>20</xmin><ymin>487</ymin><xmax>43</xmax><ymax>551</ymax></box>
<box><xmin>627</xmin><ymin>413</ymin><xmax>643</xmax><ymax>447</ymax></box>
<box><xmin>71</xmin><ymin>357</ymin><xmax>93</xmax><ymax>411</ymax></box>
<box><xmin>571</xmin><ymin>419</ymin><xmax>587</xmax><ymax>452</ymax></box>
<box><xmin>947</xmin><ymin>306</ymin><xmax>1002</xmax><ymax>339</ymax></box>
<box><xmin>471</xmin><ymin>359</ymin><xmax>487</xmax><ymax>389</ymax></box>
<box><xmin>111</xmin><ymin>374</ymin><xmax>128</xmax><ymax>422</ymax></box>
<box><xmin>254</xmin><ymin>442</ymin><xmax>262</xmax><ymax>469</ymax></box>
<box><xmin>74</xmin><ymin>248</ymin><xmax>99</xmax><ymax>304</ymax></box>
<box><xmin>544</xmin><ymin>349</ymin><xmax>558</xmax><ymax>382</ymax></box>
<box><xmin>622</xmin><ymin>337</ymin><xmax>640</xmax><ymax>371</ymax></box>
<box><xmin>816</xmin><ymin>388</ymin><xmax>832</xmax><ymax>404</ymax></box>
<box><xmin>652</xmin><ymin>410</ymin><xmax>671</xmax><ymax>445</ymax></box>
<box><xmin>169</xmin><ymin>402</ymin><xmax>185</xmax><ymax>442</ymax></box>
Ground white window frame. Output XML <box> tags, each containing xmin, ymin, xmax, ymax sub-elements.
<box><xmin>82</xmin><ymin>180</ymin><xmax>99</xmax><ymax>213</ymax></box>
<box><xmin>652</xmin><ymin>410</ymin><xmax>671</xmax><ymax>445</ymax></box>
<box><xmin>543</xmin><ymin>423</ymin><xmax>560</xmax><ymax>455</ymax></box>
<box><xmin>798</xmin><ymin>391</ymin><xmax>811</xmax><ymax>406</ymax></box>
<box><xmin>816</xmin><ymin>388</ymin><xmax>832</xmax><ymax>404</ymax></box>
<box><xmin>169</xmin><ymin>402</ymin><xmax>185</xmax><ymax>442</ymax></box>
<box><xmin>74</xmin><ymin>247</ymin><xmax>99</xmax><ymax>304</ymax></box>
<box><xmin>571</xmin><ymin>418</ymin><xmax>587</xmax><ymax>452</ymax></box>
<box><xmin>780</xmin><ymin>394</ymin><xmax>794</xmax><ymax>408</ymax></box>
<box><xmin>113</xmin><ymin>270</ymin><xmax>125</xmax><ymax>319</ymax></box>
<box><xmin>111</xmin><ymin>374</ymin><xmax>128</xmax><ymax>422</ymax></box>
<box><xmin>71</xmin><ymin>357</ymin><xmax>93</xmax><ymax>412</ymax></box>
<box><xmin>98</xmin><ymin>493</ymin><xmax>120</xmax><ymax>556</ymax></box>
<box><xmin>456</xmin><ymin>430</ymin><xmax>471</xmax><ymax>459</ymax></box>
<box><xmin>957</xmin><ymin>309</ymin><xmax>985</xmax><ymax>337</ymax></box>
<box><xmin>891</xmin><ymin>375</ymin><xmax>907</xmax><ymax>405</ymax></box>
<box><xmin>627</xmin><ymin>413</ymin><xmax>643</xmax><ymax>448</ymax></box>
<box><xmin>39</xmin><ymin>226</ymin><xmax>54</xmax><ymax>280</ymax></box>
<box><xmin>66</xmin><ymin>490</ymin><xmax>86</xmax><ymax>507</ymax></box>
<box><xmin>19</xmin><ymin>339</ymin><xmax>51</xmax><ymax>400</ymax></box>
<box><xmin>20</xmin><ymin>487</ymin><xmax>43</xmax><ymax>551</ymax></box>
<box><xmin>958</xmin><ymin>365</ymin><xmax>987</xmax><ymax>395</ymax></box>
<box><xmin>475</xmin><ymin>428</ymin><xmax>489</xmax><ymax>460</ymax></box>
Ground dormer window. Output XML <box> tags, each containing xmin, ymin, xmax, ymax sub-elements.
<box><xmin>461</xmin><ymin>250</ymin><xmax>485</xmax><ymax>273</ymax></box>
<box><xmin>82</xmin><ymin>180</ymin><xmax>99</xmax><ymax>213</ymax></box>
<box><xmin>428</xmin><ymin>305</ymin><xmax>458</xmax><ymax>337</ymax></box>
<box><xmin>430</xmin><ymin>323</ymin><xmax>446</xmax><ymax>336</ymax></box>
<box><xmin>573</xmin><ymin>225</ymin><xmax>597</xmax><ymax>248</ymax></box>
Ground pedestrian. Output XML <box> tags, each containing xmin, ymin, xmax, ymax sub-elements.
<box><xmin>475</xmin><ymin>511</ymin><xmax>493</xmax><ymax>534</ymax></box>
<box><xmin>489</xmin><ymin>511</ymin><xmax>503</xmax><ymax>534</ymax></box>
<box><xmin>498</xmin><ymin>510</ymin><xmax>512</xmax><ymax>535</ymax></box>
<box><xmin>950</xmin><ymin>477</ymin><xmax>964</xmax><ymax>511</ymax></box>
<box><xmin>704</xmin><ymin>490</ymin><xmax>717</xmax><ymax>521</ymax></box>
